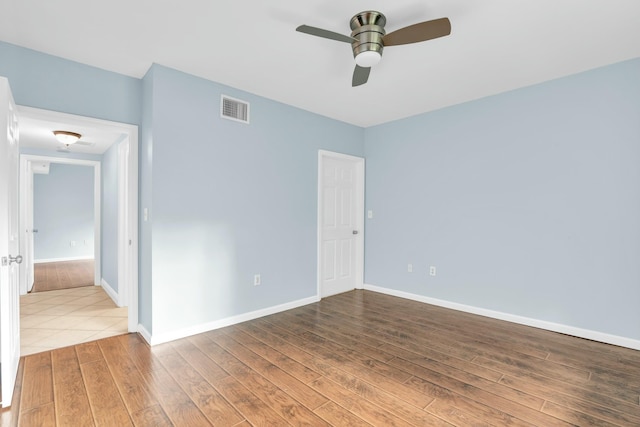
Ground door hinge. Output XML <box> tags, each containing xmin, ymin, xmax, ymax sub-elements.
<box><xmin>1</xmin><ymin>257</ymin><xmax>7</xmax><ymax>266</ymax></box>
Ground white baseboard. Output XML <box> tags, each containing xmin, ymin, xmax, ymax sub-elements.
<box><xmin>364</xmin><ymin>283</ymin><xmax>640</xmax><ymax>351</ymax></box>
<box><xmin>35</xmin><ymin>255</ymin><xmax>94</xmax><ymax>264</ymax></box>
<box><xmin>137</xmin><ymin>324</ymin><xmax>152</xmax><ymax>344</ymax></box>
<box><xmin>145</xmin><ymin>295</ymin><xmax>320</xmax><ymax>346</ymax></box>
<box><xmin>100</xmin><ymin>278</ymin><xmax>122</xmax><ymax>307</ymax></box>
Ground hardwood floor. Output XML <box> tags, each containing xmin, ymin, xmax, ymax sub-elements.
<box><xmin>32</xmin><ymin>260</ymin><xmax>95</xmax><ymax>293</ymax></box>
<box><xmin>3</xmin><ymin>290</ymin><xmax>639</xmax><ymax>426</ymax></box>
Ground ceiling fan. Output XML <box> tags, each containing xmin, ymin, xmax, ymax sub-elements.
<box><xmin>296</xmin><ymin>11</ymin><xmax>451</xmax><ymax>87</ymax></box>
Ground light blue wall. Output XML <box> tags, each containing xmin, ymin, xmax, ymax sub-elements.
<box><xmin>144</xmin><ymin>64</ymin><xmax>364</xmax><ymax>335</ymax></box>
<box><xmin>364</xmin><ymin>58</ymin><xmax>640</xmax><ymax>341</ymax></box>
<box><xmin>0</xmin><ymin>41</ymin><xmax>141</xmax><ymax>125</ymax></box>
<box><xmin>101</xmin><ymin>142</ymin><xmax>119</xmax><ymax>290</ymax></box>
<box><xmin>33</xmin><ymin>163</ymin><xmax>94</xmax><ymax>261</ymax></box>
<box><xmin>7</xmin><ymin>38</ymin><xmax>639</xmax><ymax>344</ymax></box>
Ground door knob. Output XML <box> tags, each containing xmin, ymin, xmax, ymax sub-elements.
<box><xmin>9</xmin><ymin>255</ymin><xmax>23</xmax><ymax>265</ymax></box>
<box><xmin>352</xmin><ymin>230</ymin><xmax>359</xmax><ymax>235</ymax></box>
<box><xmin>2</xmin><ymin>255</ymin><xmax>23</xmax><ymax>266</ymax></box>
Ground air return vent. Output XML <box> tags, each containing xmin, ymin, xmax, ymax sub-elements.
<box><xmin>221</xmin><ymin>95</ymin><xmax>250</xmax><ymax>124</ymax></box>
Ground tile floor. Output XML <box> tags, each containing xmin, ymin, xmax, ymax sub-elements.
<box><xmin>20</xmin><ymin>285</ymin><xmax>128</xmax><ymax>356</ymax></box>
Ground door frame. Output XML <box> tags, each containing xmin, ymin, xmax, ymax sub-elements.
<box><xmin>18</xmin><ymin>107</ymin><xmax>139</xmax><ymax>332</ymax></box>
<box><xmin>20</xmin><ymin>155</ymin><xmax>101</xmax><ymax>290</ymax></box>
<box><xmin>317</xmin><ymin>150</ymin><xmax>365</xmax><ymax>298</ymax></box>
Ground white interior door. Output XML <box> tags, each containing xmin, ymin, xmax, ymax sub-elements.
<box><xmin>26</xmin><ymin>166</ymin><xmax>34</xmax><ymax>292</ymax></box>
<box><xmin>318</xmin><ymin>151</ymin><xmax>364</xmax><ymax>298</ymax></box>
<box><xmin>19</xmin><ymin>157</ymin><xmax>35</xmax><ymax>294</ymax></box>
<box><xmin>0</xmin><ymin>77</ymin><xmax>21</xmax><ymax>407</ymax></box>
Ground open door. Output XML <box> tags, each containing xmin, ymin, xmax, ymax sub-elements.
<box><xmin>0</xmin><ymin>76</ymin><xmax>21</xmax><ymax>407</ymax></box>
<box><xmin>0</xmin><ymin>77</ymin><xmax>22</xmax><ymax>407</ymax></box>
<box><xmin>18</xmin><ymin>157</ymin><xmax>35</xmax><ymax>295</ymax></box>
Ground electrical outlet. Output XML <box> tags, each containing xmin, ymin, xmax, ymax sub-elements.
<box><xmin>408</xmin><ymin>263</ymin><xmax>413</xmax><ymax>273</ymax></box>
<box><xmin>70</xmin><ymin>240</ymin><xmax>76</xmax><ymax>247</ymax></box>
<box><xmin>254</xmin><ymin>274</ymin><xmax>261</xmax><ymax>286</ymax></box>
<box><xmin>429</xmin><ymin>266</ymin><xmax>436</xmax><ymax>276</ymax></box>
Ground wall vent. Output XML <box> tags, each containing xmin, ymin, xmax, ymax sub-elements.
<box><xmin>221</xmin><ymin>95</ymin><xmax>250</xmax><ymax>124</ymax></box>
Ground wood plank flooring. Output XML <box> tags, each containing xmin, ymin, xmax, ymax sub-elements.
<box><xmin>3</xmin><ymin>290</ymin><xmax>640</xmax><ymax>426</ymax></box>
<box><xmin>32</xmin><ymin>260</ymin><xmax>95</xmax><ymax>293</ymax></box>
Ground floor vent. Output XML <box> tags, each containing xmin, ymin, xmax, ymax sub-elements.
<box><xmin>221</xmin><ymin>95</ymin><xmax>250</xmax><ymax>124</ymax></box>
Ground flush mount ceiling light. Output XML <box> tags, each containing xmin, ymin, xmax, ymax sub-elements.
<box><xmin>354</xmin><ymin>50</ymin><xmax>382</xmax><ymax>68</ymax></box>
<box><xmin>53</xmin><ymin>130</ymin><xmax>82</xmax><ymax>145</ymax></box>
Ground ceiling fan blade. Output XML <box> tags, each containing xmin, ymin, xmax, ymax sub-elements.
<box><xmin>352</xmin><ymin>65</ymin><xmax>371</xmax><ymax>87</ymax></box>
<box><xmin>382</xmin><ymin>17</ymin><xmax>451</xmax><ymax>46</ymax></box>
<box><xmin>296</xmin><ymin>25</ymin><xmax>357</xmax><ymax>44</ymax></box>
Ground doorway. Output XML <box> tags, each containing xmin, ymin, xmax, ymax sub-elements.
<box><xmin>17</xmin><ymin>107</ymin><xmax>139</xmax><ymax>352</ymax></box>
<box><xmin>24</xmin><ymin>158</ymin><xmax>100</xmax><ymax>293</ymax></box>
<box><xmin>317</xmin><ymin>150</ymin><xmax>365</xmax><ymax>298</ymax></box>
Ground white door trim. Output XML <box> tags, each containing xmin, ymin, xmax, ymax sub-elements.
<box><xmin>317</xmin><ymin>150</ymin><xmax>365</xmax><ymax>298</ymax></box>
<box><xmin>17</xmin><ymin>107</ymin><xmax>139</xmax><ymax>332</ymax></box>
<box><xmin>117</xmin><ymin>133</ymin><xmax>140</xmax><ymax>332</ymax></box>
<box><xmin>20</xmin><ymin>155</ymin><xmax>101</xmax><ymax>289</ymax></box>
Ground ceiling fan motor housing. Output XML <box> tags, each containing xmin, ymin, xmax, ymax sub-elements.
<box><xmin>350</xmin><ymin>11</ymin><xmax>386</xmax><ymax>62</ymax></box>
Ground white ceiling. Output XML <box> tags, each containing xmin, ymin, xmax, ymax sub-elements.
<box><xmin>2</xmin><ymin>0</ymin><xmax>640</xmax><ymax>130</ymax></box>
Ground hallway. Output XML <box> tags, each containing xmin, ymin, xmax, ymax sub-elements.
<box><xmin>20</xmin><ymin>285</ymin><xmax>127</xmax><ymax>355</ymax></box>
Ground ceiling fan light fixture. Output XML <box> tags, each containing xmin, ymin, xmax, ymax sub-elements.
<box><xmin>355</xmin><ymin>50</ymin><xmax>381</xmax><ymax>67</ymax></box>
<box><xmin>53</xmin><ymin>130</ymin><xmax>81</xmax><ymax>145</ymax></box>
<box><xmin>296</xmin><ymin>10</ymin><xmax>451</xmax><ymax>87</ymax></box>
